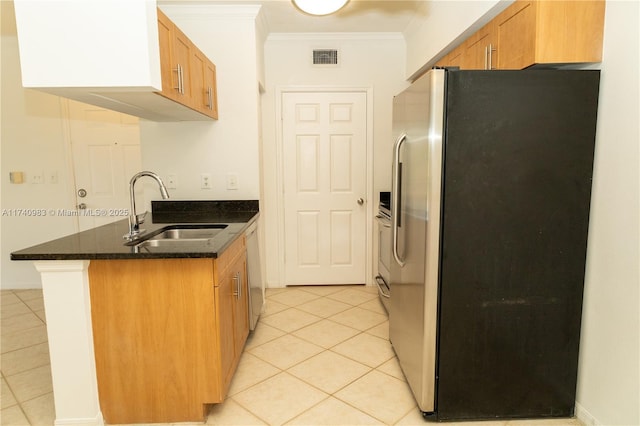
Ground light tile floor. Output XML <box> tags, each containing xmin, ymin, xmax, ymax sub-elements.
<box><xmin>1</xmin><ymin>286</ymin><xmax>584</xmax><ymax>426</ymax></box>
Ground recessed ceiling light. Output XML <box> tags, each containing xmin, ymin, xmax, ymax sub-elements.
<box><xmin>292</xmin><ymin>0</ymin><xmax>350</xmax><ymax>16</ymax></box>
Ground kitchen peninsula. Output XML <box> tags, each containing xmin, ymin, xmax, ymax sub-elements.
<box><xmin>11</xmin><ymin>200</ymin><xmax>259</xmax><ymax>425</ymax></box>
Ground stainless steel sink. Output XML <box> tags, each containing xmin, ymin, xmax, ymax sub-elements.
<box><xmin>127</xmin><ymin>224</ymin><xmax>228</xmax><ymax>249</ymax></box>
<box><xmin>150</xmin><ymin>226</ymin><xmax>227</xmax><ymax>241</ymax></box>
<box><xmin>135</xmin><ymin>238</ymin><xmax>214</xmax><ymax>250</ymax></box>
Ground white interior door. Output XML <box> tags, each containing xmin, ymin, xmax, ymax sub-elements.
<box><xmin>67</xmin><ymin>100</ymin><xmax>142</xmax><ymax>231</ymax></box>
<box><xmin>282</xmin><ymin>92</ymin><xmax>367</xmax><ymax>285</ymax></box>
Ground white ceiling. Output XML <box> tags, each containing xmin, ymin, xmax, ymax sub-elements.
<box><xmin>1</xmin><ymin>1</ymin><xmax>429</xmax><ymax>36</ymax></box>
<box><xmin>164</xmin><ymin>0</ymin><xmax>430</xmax><ymax>33</ymax></box>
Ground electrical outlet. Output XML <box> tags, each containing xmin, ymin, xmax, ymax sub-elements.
<box><xmin>201</xmin><ymin>173</ymin><xmax>212</xmax><ymax>189</ymax></box>
<box><xmin>226</xmin><ymin>173</ymin><xmax>238</xmax><ymax>190</ymax></box>
<box><xmin>167</xmin><ymin>174</ymin><xmax>177</xmax><ymax>189</ymax></box>
<box><xmin>31</xmin><ymin>171</ymin><xmax>44</xmax><ymax>184</ymax></box>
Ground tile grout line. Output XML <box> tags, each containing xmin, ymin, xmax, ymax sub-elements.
<box><xmin>1</xmin><ymin>289</ymin><xmax>47</xmax><ymax>426</ymax></box>
<box><xmin>1</xmin><ymin>369</ymin><xmax>35</xmax><ymax>425</ymax></box>
<box><xmin>231</xmin><ymin>289</ymin><xmax>398</xmax><ymax>425</ymax></box>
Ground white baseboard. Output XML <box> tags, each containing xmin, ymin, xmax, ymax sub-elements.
<box><xmin>576</xmin><ymin>402</ymin><xmax>600</xmax><ymax>426</ymax></box>
<box><xmin>54</xmin><ymin>411</ymin><xmax>103</xmax><ymax>426</ymax></box>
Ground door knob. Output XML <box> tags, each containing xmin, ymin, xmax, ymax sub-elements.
<box><xmin>357</xmin><ymin>198</ymin><xmax>364</xmax><ymax>205</ymax></box>
<box><xmin>77</xmin><ymin>189</ymin><xmax>87</xmax><ymax>198</ymax></box>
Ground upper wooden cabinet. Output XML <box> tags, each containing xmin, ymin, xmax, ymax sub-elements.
<box><xmin>495</xmin><ymin>0</ymin><xmax>605</xmax><ymax>69</ymax></box>
<box><xmin>13</xmin><ymin>1</ymin><xmax>218</xmax><ymax>121</ymax></box>
<box><xmin>436</xmin><ymin>0</ymin><xmax>605</xmax><ymax>70</ymax></box>
<box><xmin>156</xmin><ymin>9</ymin><xmax>218</xmax><ymax>119</ymax></box>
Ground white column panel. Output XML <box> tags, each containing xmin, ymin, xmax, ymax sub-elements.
<box><xmin>34</xmin><ymin>260</ymin><xmax>104</xmax><ymax>426</ymax></box>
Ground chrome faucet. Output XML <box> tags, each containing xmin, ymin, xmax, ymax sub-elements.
<box><xmin>124</xmin><ymin>171</ymin><xmax>170</xmax><ymax>240</ymax></box>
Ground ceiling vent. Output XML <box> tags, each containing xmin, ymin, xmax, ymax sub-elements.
<box><xmin>312</xmin><ymin>49</ymin><xmax>339</xmax><ymax>66</ymax></box>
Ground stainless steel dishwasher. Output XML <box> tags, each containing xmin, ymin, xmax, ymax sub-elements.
<box><xmin>245</xmin><ymin>221</ymin><xmax>264</xmax><ymax>330</ymax></box>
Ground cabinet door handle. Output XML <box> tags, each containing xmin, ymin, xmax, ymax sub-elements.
<box><xmin>179</xmin><ymin>64</ymin><xmax>185</xmax><ymax>95</ymax></box>
<box><xmin>173</xmin><ymin>64</ymin><xmax>181</xmax><ymax>93</ymax></box>
<box><xmin>488</xmin><ymin>43</ymin><xmax>495</xmax><ymax>70</ymax></box>
<box><xmin>233</xmin><ymin>272</ymin><xmax>239</xmax><ymax>298</ymax></box>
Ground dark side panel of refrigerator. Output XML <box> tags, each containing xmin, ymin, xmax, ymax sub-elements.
<box><xmin>435</xmin><ymin>70</ymin><xmax>600</xmax><ymax>420</ymax></box>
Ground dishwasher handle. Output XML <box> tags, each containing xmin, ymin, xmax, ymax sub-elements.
<box><xmin>375</xmin><ymin>275</ymin><xmax>390</xmax><ymax>299</ymax></box>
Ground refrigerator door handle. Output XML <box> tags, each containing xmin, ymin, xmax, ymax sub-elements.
<box><xmin>392</xmin><ymin>133</ymin><xmax>406</xmax><ymax>267</ymax></box>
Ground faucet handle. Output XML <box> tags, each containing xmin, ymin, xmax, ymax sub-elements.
<box><xmin>136</xmin><ymin>211</ymin><xmax>148</xmax><ymax>225</ymax></box>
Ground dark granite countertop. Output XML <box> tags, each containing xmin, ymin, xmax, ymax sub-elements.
<box><xmin>11</xmin><ymin>200</ymin><xmax>259</xmax><ymax>261</ymax></box>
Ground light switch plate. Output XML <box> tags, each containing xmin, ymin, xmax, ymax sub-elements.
<box><xmin>226</xmin><ymin>173</ymin><xmax>238</xmax><ymax>190</ymax></box>
<box><xmin>47</xmin><ymin>170</ymin><xmax>59</xmax><ymax>184</ymax></box>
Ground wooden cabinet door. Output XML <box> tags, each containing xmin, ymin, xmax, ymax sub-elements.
<box><xmin>204</xmin><ymin>60</ymin><xmax>219</xmax><ymax>119</ymax></box>
<box><xmin>157</xmin><ymin>10</ymin><xmax>176</xmax><ymax>100</ymax></box>
<box><xmin>494</xmin><ymin>0</ymin><xmax>605</xmax><ymax>69</ymax></box>
<box><xmin>535</xmin><ymin>0</ymin><xmax>605</xmax><ymax>64</ymax></box>
<box><xmin>214</xmin><ymin>235</ymin><xmax>247</xmax><ymax>395</ymax></box>
<box><xmin>217</xmin><ymin>265</ymin><xmax>237</xmax><ymax>394</ymax></box>
<box><xmin>462</xmin><ymin>24</ymin><xmax>494</xmax><ymax>70</ymax></box>
<box><xmin>190</xmin><ymin>50</ymin><xmax>218</xmax><ymax>119</ymax></box>
<box><xmin>233</xmin><ymin>255</ymin><xmax>249</xmax><ymax>355</ymax></box>
<box><xmin>446</xmin><ymin>49</ymin><xmax>463</xmax><ymax>69</ymax></box>
<box><xmin>191</xmin><ymin>50</ymin><xmax>206</xmax><ymax>113</ymax></box>
<box><xmin>172</xmin><ymin>27</ymin><xmax>193</xmax><ymax>103</ymax></box>
<box><xmin>495</xmin><ymin>1</ymin><xmax>536</xmax><ymax>70</ymax></box>
<box><xmin>435</xmin><ymin>47</ymin><xmax>463</xmax><ymax>68</ymax></box>
<box><xmin>156</xmin><ymin>9</ymin><xmax>191</xmax><ymax>103</ymax></box>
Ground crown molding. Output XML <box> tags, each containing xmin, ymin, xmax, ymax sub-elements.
<box><xmin>158</xmin><ymin>3</ymin><xmax>262</xmax><ymax>20</ymax></box>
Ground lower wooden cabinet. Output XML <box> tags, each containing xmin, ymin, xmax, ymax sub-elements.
<box><xmin>89</xmin><ymin>236</ymin><xmax>248</xmax><ymax>424</ymax></box>
<box><xmin>217</xmin><ymin>239</ymin><xmax>249</xmax><ymax>394</ymax></box>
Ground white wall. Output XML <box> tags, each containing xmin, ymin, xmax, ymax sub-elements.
<box><xmin>575</xmin><ymin>1</ymin><xmax>640</xmax><ymax>424</ymax></box>
<box><xmin>260</xmin><ymin>33</ymin><xmax>408</xmax><ymax>287</ymax></box>
<box><xmin>1</xmin><ymin>24</ymin><xmax>77</xmax><ymax>289</ymax></box>
<box><xmin>139</xmin><ymin>5</ymin><xmax>262</xmax><ymax>203</ymax></box>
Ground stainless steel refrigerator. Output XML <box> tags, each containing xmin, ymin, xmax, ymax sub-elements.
<box><xmin>389</xmin><ymin>68</ymin><xmax>600</xmax><ymax>421</ymax></box>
